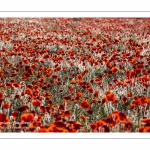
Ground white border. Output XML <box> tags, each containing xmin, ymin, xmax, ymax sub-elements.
<box><xmin>0</xmin><ymin>133</ymin><xmax>149</xmax><ymax>138</ymax></box>
<box><xmin>0</xmin><ymin>12</ymin><xmax>150</xmax><ymax>17</ymax></box>
<box><xmin>1</xmin><ymin>139</ymin><xmax>149</xmax><ymax>150</ymax></box>
<box><xmin>0</xmin><ymin>0</ymin><xmax>149</xmax><ymax>11</ymax></box>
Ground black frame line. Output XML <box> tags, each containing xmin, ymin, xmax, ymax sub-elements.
<box><xmin>0</xmin><ymin>11</ymin><xmax>150</xmax><ymax>139</ymax></box>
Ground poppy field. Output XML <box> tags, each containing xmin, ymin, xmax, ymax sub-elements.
<box><xmin>0</xmin><ymin>18</ymin><xmax>150</xmax><ymax>132</ymax></box>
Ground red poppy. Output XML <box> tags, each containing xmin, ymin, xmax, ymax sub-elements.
<box><xmin>20</xmin><ymin>113</ymin><xmax>34</xmax><ymax>122</ymax></box>
<box><xmin>100</xmin><ymin>98</ymin><xmax>106</xmax><ymax>104</ymax></box>
<box><xmin>90</xmin><ymin>123</ymin><xmax>97</xmax><ymax>131</ymax></box>
<box><xmin>80</xmin><ymin>99</ymin><xmax>90</xmax><ymax>109</ymax></box>
<box><xmin>106</xmin><ymin>92</ymin><xmax>116</xmax><ymax>102</ymax></box>
<box><xmin>122</xmin><ymin>96</ymin><xmax>128</xmax><ymax>103</ymax></box>
<box><xmin>72</xmin><ymin>122</ymin><xmax>82</xmax><ymax>131</ymax></box>
<box><xmin>77</xmin><ymin>74</ymin><xmax>83</xmax><ymax>79</ymax></box>
<box><xmin>17</xmin><ymin>105</ymin><xmax>28</xmax><ymax>112</ymax></box>
<box><xmin>86</xmin><ymin>109</ymin><xmax>93</xmax><ymax>115</ymax></box>
<box><xmin>122</xmin><ymin>119</ymin><xmax>133</xmax><ymax>132</ymax></box>
<box><xmin>94</xmin><ymin>90</ymin><xmax>99</xmax><ymax>97</ymax></box>
<box><xmin>29</xmin><ymin>125</ymin><xmax>36</xmax><ymax>131</ymax></box>
<box><xmin>0</xmin><ymin>70</ymin><xmax>5</xmax><ymax>78</ymax></box>
<box><xmin>54</xmin><ymin>121</ymin><xmax>66</xmax><ymax>128</ymax></box>
<box><xmin>70</xmin><ymin>79</ymin><xmax>76</xmax><ymax>84</ymax></box>
<box><xmin>118</xmin><ymin>112</ymin><xmax>127</xmax><ymax>123</ymax></box>
<box><xmin>87</xmin><ymin>87</ymin><xmax>93</xmax><ymax>93</ymax></box>
<box><xmin>144</xmin><ymin>126</ymin><xmax>150</xmax><ymax>132</ymax></box>
<box><xmin>0</xmin><ymin>113</ymin><xmax>10</xmax><ymax>122</ymax></box>
<box><xmin>31</xmin><ymin>64</ymin><xmax>37</xmax><ymax>69</ymax></box>
<box><xmin>76</xmin><ymin>92</ymin><xmax>82</xmax><ymax>98</ymax></box>
<box><xmin>25</xmin><ymin>88</ymin><xmax>33</xmax><ymax>96</ymax></box>
<box><xmin>11</xmin><ymin>111</ymin><xmax>18</xmax><ymax>119</ymax></box>
<box><xmin>2</xmin><ymin>103</ymin><xmax>11</xmax><ymax>109</ymax></box>
<box><xmin>109</xmin><ymin>111</ymin><xmax>120</xmax><ymax>123</ymax></box>
<box><xmin>92</xmin><ymin>98</ymin><xmax>97</xmax><ymax>103</ymax></box>
<box><xmin>138</xmin><ymin>126</ymin><xmax>145</xmax><ymax>132</ymax></box>
<box><xmin>37</xmin><ymin>127</ymin><xmax>48</xmax><ymax>132</ymax></box>
<box><xmin>32</xmin><ymin>100</ymin><xmax>41</xmax><ymax>107</ymax></box>
<box><xmin>98</xmin><ymin>125</ymin><xmax>110</xmax><ymax>132</ymax></box>
<box><xmin>64</xmin><ymin>110</ymin><xmax>71</xmax><ymax>118</ymax></box>
<box><xmin>0</xmin><ymin>92</ymin><xmax>3</xmax><ymax>99</ymax></box>
<box><xmin>63</xmin><ymin>95</ymin><xmax>72</xmax><ymax>101</ymax></box>
<box><xmin>141</xmin><ymin>118</ymin><xmax>150</xmax><ymax>126</ymax></box>
<box><xmin>127</xmin><ymin>92</ymin><xmax>132</xmax><ymax>97</ymax></box>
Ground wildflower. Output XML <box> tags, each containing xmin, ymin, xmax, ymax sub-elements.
<box><xmin>80</xmin><ymin>99</ymin><xmax>90</xmax><ymax>109</ymax></box>
<box><xmin>111</xmin><ymin>67</ymin><xmax>118</xmax><ymax>74</ymax></box>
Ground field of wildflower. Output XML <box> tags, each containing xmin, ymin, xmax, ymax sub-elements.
<box><xmin>0</xmin><ymin>18</ymin><xmax>150</xmax><ymax>132</ymax></box>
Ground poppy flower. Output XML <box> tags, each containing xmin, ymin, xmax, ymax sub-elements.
<box><xmin>90</xmin><ymin>123</ymin><xmax>97</xmax><ymax>131</ymax></box>
<box><xmin>38</xmin><ymin>77</ymin><xmax>45</xmax><ymax>83</ymax></box>
<box><xmin>17</xmin><ymin>105</ymin><xmax>28</xmax><ymax>112</ymax></box>
<box><xmin>100</xmin><ymin>98</ymin><xmax>106</xmax><ymax>104</ymax></box>
<box><xmin>37</xmin><ymin>127</ymin><xmax>48</xmax><ymax>132</ymax></box>
<box><xmin>94</xmin><ymin>90</ymin><xmax>99</xmax><ymax>97</ymax></box>
<box><xmin>87</xmin><ymin>109</ymin><xmax>93</xmax><ymax>115</ymax></box>
<box><xmin>144</xmin><ymin>126</ymin><xmax>150</xmax><ymax>132</ymax></box>
<box><xmin>25</xmin><ymin>88</ymin><xmax>33</xmax><ymax>96</ymax></box>
<box><xmin>40</xmin><ymin>106</ymin><xmax>46</xmax><ymax>113</ymax></box>
<box><xmin>127</xmin><ymin>92</ymin><xmax>132</xmax><ymax>97</ymax></box>
<box><xmin>98</xmin><ymin>125</ymin><xmax>110</xmax><ymax>132</ymax></box>
<box><xmin>87</xmin><ymin>87</ymin><xmax>93</xmax><ymax>93</ymax></box>
<box><xmin>96</xmin><ymin>119</ymin><xmax>106</xmax><ymax>127</ymax></box>
<box><xmin>141</xmin><ymin>118</ymin><xmax>150</xmax><ymax>126</ymax></box>
<box><xmin>2</xmin><ymin>103</ymin><xmax>11</xmax><ymax>109</ymax></box>
<box><xmin>11</xmin><ymin>111</ymin><xmax>18</xmax><ymax>119</ymax></box>
<box><xmin>0</xmin><ymin>70</ymin><xmax>5</xmax><ymax>78</ymax></box>
<box><xmin>0</xmin><ymin>83</ymin><xmax>5</xmax><ymax>88</ymax></box>
<box><xmin>20</xmin><ymin>113</ymin><xmax>34</xmax><ymax>122</ymax></box>
<box><xmin>72</xmin><ymin>122</ymin><xmax>82</xmax><ymax>131</ymax></box>
<box><xmin>80</xmin><ymin>99</ymin><xmax>90</xmax><ymax>109</ymax></box>
<box><xmin>122</xmin><ymin>96</ymin><xmax>128</xmax><ymax>103</ymax></box>
<box><xmin>29</xmin><ymin>125</ymin><xmax>36</xmax><ymax>131</ymax></box>
<box><xmin>77</xmin><ymin>74</ymin><xmax>83</xmax><ymax>79</ymax></box>
<box><xmin>106</xmin><ymin>92</ymin><xmax>116</xmax><ymax>102</ymax></box>
<box><xmin>138</xmin><ymin>126</ymin><xmax>145</xmax><ymax>132</ymax></box>
<box><xmin>0</xmin><ymin>92</ymin><xmax>3</xmax><ymax>99</ymax></box>
<box><xmin>54</xmin><ymin>121</ymin><xmax>66</xmax><ymax>128</ymax></box>
<box><xmin>64</xmin><ymin>110</ymin><xmax>71</xmax><ymax>118</ymax></box>
<box><xmin>52</xmin><ymin>126</ymin><xmax>69</xmax><ymax>132</ymax></box>
<box><xmin>104</xmin><ymin>117</ymin><xmax>116</xmax><ymax>127</ymax></box>
<box><xmin>118</xmin><ymin>112</ymin><xmax>127</xmax><ymax>123</ymax></box>
<box><xmin>45</xmin><ymin>106</ymin><xmax>51</xmax><ymax>113</ymax></box>
<box><xmin>122</xmin><ymin>119</ymin><xmax>133</xmax><ymax>132</ymax></box>
<box><xmin>92</xmin><ymin>98</ymin><xmax>97</xmax><ymax>103</ymax></box>
<box><xmin>63</xmin><ymin>95</ymin><xmax>72</xmax><ymax>101</ymax></box>
<box><xmin>32</xmin><ymin>100</ymin><xmax>41</xmax><ymax>107</ymax></box>
<box><xmin>12</xmin><ymin>83</ymin><xmax>20</xmax><ymax>88</ymax></box>
<box><xmin>31</xmin><ymin>64</ymin><xmax>37</xmax><ymax>69</ymax></box>
<box><xmin>129</xmin><ymin>104</ymin><xmax>135</xmax><ymax>110</ymax></box>
<box><xmin>70</xmin><ymin>79</ymin><xmax>76</xmax><ymax>84</ymax></box>
<box><xmin>0</xmin><ymin>113</ymin><xmax>10</xmax><ymax>123</ymax></box>
<box><xmin>76</xmin><ymin>92</ymin><xmax>82</xmax><ymax>98</ymax></box>
<box><xmin>109</xmin><ymin>111</ymin><xmax>120</xmax><ymax>123</ymax></box>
